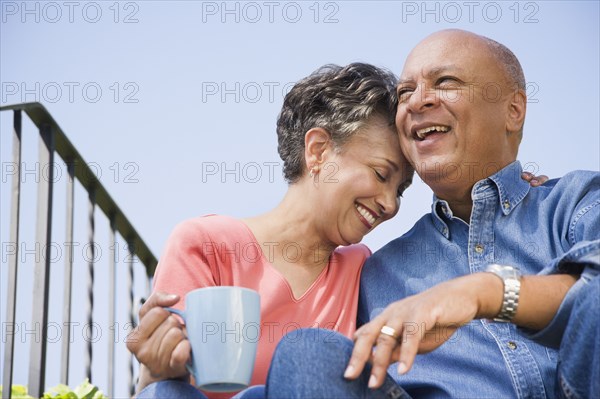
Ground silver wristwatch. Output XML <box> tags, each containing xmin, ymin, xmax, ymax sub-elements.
<box><xmin>485</xmin><ymin>264</ymin><xmax>521</xmax><ymax>322</ymax></box>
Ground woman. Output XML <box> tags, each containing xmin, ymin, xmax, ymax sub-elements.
<box><xmin>127</xmin><ymin>63</ymin><xmax>543</xmax><ymax>399</ymax></box>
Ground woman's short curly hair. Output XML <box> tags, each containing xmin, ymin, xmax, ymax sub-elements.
<box><xmin>276</xmin><ymin>63</ymin><xmax>399</xmax><ymax>183</ymax></box>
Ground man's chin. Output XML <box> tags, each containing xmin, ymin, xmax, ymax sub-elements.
<box><xmin>412</xmin><ymin>158</ymin><xmax>457</xmax><ymax>180</ymax></box>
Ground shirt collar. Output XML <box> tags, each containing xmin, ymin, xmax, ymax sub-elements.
<box><xmin>431</xmin><ymin>161</ymin><xmax>530</xmax><ymax>238</ymax></box>
<box><xmin>488</xmin><ymin>161</ymin><xmax>530</xmax><ymax>216</ymax></box>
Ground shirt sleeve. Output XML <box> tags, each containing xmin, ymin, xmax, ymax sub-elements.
<box><xmin>152</xmin><ymin>217</ymin><xmax>222</xmax><ymax>310</ymax></box>
<box><xmin>523</xmin><ymin>188</ymin><xmax>600</xmax><ymax>348</ymax></box>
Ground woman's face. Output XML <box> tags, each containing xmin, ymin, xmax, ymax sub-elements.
<box><xmin>316</xmin><ymin>117</ymin><xmax>411</xmax><ymax>246</ymax></box>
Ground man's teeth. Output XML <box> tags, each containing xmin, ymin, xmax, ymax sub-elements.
<box><xmin>416</xmin><ymin>125</ymin><xmax>449</xmax><ymax>139</ymax></box>
<box><xmin>355</xmin><ymin>204</ymin><xmax>376</xmax><ymax>226</ymax></box>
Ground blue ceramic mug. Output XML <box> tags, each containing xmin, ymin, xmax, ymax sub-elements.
<box><xmin>166</xmin><ymin>286</ymin><xmax>261</xmax><ymax>392</ymax></box>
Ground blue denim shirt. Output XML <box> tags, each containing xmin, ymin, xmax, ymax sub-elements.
<box><xmin>358</xmin><ymin>161</ymin><xmax>600</xmax><ymax>398</ymax></box>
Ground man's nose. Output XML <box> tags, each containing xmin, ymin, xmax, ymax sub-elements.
<box><xmin>407</xmin><ymin>83</ymin><xmax>438</xmax><ymax>113</ymax></box>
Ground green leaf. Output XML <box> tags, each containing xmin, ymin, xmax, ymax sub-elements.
<box><xmin>44</xmin><ymin>384</ymin><xmax>67</xmax><ymax>398</ymax></box>
<box><xmin>42</xmin><ymin>379</ymin><xmax>107</xmax><ymax>399</ymax></box>
<box><xmin>73</xmin><ymin>380</ymin><xmax>106</xmax><ymax>399</ymax></box>
<box><xmin>0</xmin><ymin>385</ymin><xmax>35</xmax><ymax>399</ymax></box>
<box><xmin>1</xmin><ymin>380</ymin><xmax>107</xmax><ymax>399</ymax></box>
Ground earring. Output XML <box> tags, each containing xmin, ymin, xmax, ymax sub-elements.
<box><xmin>309</xmin><ymin>165</ymin><xmax>319</xmax><ymax>178</ymax></box>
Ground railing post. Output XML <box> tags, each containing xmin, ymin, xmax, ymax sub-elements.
<box><xmin>2</xmin><ymin>110</ymin><xmax>23</xmax><ymax>399</ymax></box>
<box><xmin>127</xmin><ymin>242</ymin><xmax>136</xmax><ymax>396</ymax></box>
<box><xmin>28</xmin><ymin>123</ymin><xmax>55</xmax><ymax>398</ymax></box>
<box><xmin>85</xmin><ymin>190</ymin><xmax>96</xmax><ymax>383</ymax></box>
<box><xmin>60</xmin><ymin>161</ymin><xmax>75</xmax><ymax>385</ymax></box>
<box><xmin>107</xmin><ymin>219</ymin><xmax>117</xmax><ymax>398</ymax></box>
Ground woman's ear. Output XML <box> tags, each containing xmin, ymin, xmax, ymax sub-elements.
<box><xmin>304</xmin><ymin>127</ymin><xmax>332</xmax><ymax>173</ymax></box>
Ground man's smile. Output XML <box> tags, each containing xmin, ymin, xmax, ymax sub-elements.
<box><xmin>412</xmin><ymin>124</ymin><xmax>451</xmax><ymax>141</ymax></box>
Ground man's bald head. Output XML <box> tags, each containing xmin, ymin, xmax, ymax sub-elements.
<box><xmin>413</xmin><ymin>29</ymin><xmax>525</xmax><ymax>91</ymax></box>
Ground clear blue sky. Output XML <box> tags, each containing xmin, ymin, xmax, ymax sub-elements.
<box><xmin>1</xmin><ymin>1</ymin><xmax>599</xmax><ymax>397</ymax></box>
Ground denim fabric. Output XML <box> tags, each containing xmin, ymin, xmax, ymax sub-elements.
<box><xmin>556</xmin><ymin>274</ymin><xmax>600</xmax><ymax>399</ymax></box>
<box><xmin>358</xmin><ymin>162</ymin><xmax>600</xmax><ymax>398</ymax></box>
<box><xmin>137</xmin><ymin>380</ymin><xmax>207</xmax><ymax>399</ymax></box>
<box><xmin>266</xmin><ymin>328</ymin><xmax>410</xmax><ymax>399</ymax></box>
<box><xmin>136</xmin><ymin>380</ymin><xmax>265</xmax><ymax>399</ymax></box>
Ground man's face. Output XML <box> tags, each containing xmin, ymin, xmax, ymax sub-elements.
<box><xmin>395</xmin><ymin>31</ymin><xmax>522</xmax><ymax>189</ymax></box>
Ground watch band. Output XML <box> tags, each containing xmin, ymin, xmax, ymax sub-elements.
<box><xmin>485</xmin><ymin>264</ymin><xmax>521</xmax><ymax>322</ymax></box>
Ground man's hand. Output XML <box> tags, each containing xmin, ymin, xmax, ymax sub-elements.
<box><xmin>343</xmin><ymin>273</ymin><xmax>503</xmax><ymax>389</ymax></box>
<box><xmin>126</xmin><ymin>292</ymin><xmax>191</xmax><ymax>391</ymax></box>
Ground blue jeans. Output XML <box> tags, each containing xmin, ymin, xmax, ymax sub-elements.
<box><xmin>556</xmin><ymin>274</ymin><xmax>600</xmax><ymax>399</ymax></box>
<box><xmin>265</xmin><ymin>328</ymin><xmax>410</xmax><ymax>399</ymax></box>
<box><xmin>137</xmin><ymin>380</ymin><xmax>265</xmax><ymax>399</ymax></box>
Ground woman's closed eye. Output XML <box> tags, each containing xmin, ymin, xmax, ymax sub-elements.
<box><xmin>375</xmin><ymin>170</ymin><xmax>387</xmax><ymax>182</ymax></box>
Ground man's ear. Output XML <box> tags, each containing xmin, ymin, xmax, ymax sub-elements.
<box><xmin>304</xmin><ymin>127</ymin><xmax>332</xmax><ymax>171</ymax></box>
<box><xmin>506</xmin><ymin>88</ymin><xmax>527</xmax><ymax>135</ymax></box>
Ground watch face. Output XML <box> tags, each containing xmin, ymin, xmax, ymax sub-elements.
<box><xmin>487</xmin><ymin>264</ymin><xmax>520</xmax><ymax>279</ymax></box>
<box><xmin>498</xmin><ymin>266</ymin><xmax>514</xmax><ymax>279</ymax></box>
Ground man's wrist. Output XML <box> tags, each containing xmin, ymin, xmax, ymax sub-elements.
<box><xmin>474</xmin><ymin>272</ymin><xmax>505</xmax><ymax>320</ymax></box>
<box><xmin>484</xmin><ymin>264</ymin><xmax>522</xmax><ymax>322</ymax></box>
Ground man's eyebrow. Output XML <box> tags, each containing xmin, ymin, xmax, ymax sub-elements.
<box><xmin>398</xmin><ymin>65</ymin><xmax>464</xmax><ymax>85</ymax></box>
<box><xmin>425</xmin><ymin>65</ymin><xmax>462</xmax><ymax>78</ymax></box>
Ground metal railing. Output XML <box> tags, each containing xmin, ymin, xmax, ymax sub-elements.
<box><xmin>1</xmin><ymin>102</ymin><xmax>158</xmax><ymax>398</ymax></box>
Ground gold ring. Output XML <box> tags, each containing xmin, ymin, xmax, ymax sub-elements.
<box><xmin>380</xmin><ymin>325</ymin><xmax>399</xmax><ymax>340</ymax></box>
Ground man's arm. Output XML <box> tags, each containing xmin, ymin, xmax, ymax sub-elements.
<box><xmin>344</xmin><ymin>271</ymin><xmax>579</xmax><ymax>388</ymax></box>
<box><xmin>513</xmin><ymin>273</ymin><xmax>579</xmax><ymax>330</ymax></box>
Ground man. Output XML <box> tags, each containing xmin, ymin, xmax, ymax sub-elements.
<box><xmin>267</xmin><ymin>29</ymin><xmax>599</xmax><ymax>398</ymax></box>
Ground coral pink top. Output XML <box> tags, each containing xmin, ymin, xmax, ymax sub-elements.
<box><xmin>153</xmin><ymin>215</ymin><xmax>370</xmax><ymax>395</ymax></box>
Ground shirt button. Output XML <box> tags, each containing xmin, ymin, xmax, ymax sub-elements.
<box><xmin>503</xmin><ymin>200</ymin><xmax>511</xmax><ymax>209</ymax></box>
<box><xmin>507</xmin><ymin>341</ymin><xmax>517</xmax><ymax>350</ymax></box>
<box><xmin>475</xmin><ymin>244</ymin><xmax>484</xmax><ymax>253</ymax></box>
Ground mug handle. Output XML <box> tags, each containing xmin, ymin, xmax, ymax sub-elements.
<box><xmin>163</xmin><ymin>307</ymin><xmax>195</xmax><ymax>377</ymax></box>
<box><xmin>164</xmin><ymin>307</ymin><xmax>185</xmax><ymax>319</ymax></box>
